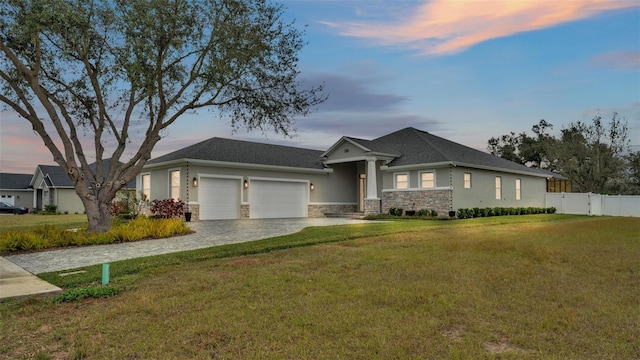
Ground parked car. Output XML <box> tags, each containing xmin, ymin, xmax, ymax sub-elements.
<box><xmin>0</xmin><ymin>202</ymin><xmax>29</xmax><ymax>214</ymax></box>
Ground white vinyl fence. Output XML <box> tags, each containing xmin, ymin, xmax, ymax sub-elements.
<box><xmin>546</xmin><ymin>193</ymin><xmax>640</xmax><ymax>217</ymax></box>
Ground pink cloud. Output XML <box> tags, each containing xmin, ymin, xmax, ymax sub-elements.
<box><xmin>591</xmin><ymin>50</ymin><xmax>640</xmax><ymax>69</ymax></box>
<box><xmin>323</xmin><ymin>0</ymin><xmax>638</xmax><ymax>55</ymax></box>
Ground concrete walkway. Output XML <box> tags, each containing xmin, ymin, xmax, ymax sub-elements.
<box><xmin>0</xmin><ymin>218</ymin><xmax>376</xmax><ymax>300</ymax></box>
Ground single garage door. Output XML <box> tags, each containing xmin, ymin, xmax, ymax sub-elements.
<box><xmin>250</xmin><ymin>180</ymin><xmax>308</xmax><ymax>219</ymax></box>
<box><xmin>199</xmin><ymin>177</ymin><xmax>241</xmax><ymax>220</ymax></box>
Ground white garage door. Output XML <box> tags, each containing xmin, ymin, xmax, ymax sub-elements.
<box><xmin>250</xmin><ymin>180</ymin><xmax>308</xmax><ymax>219</ymax></box>
<box><xmin>199</xmin><ymin>177</ymin><xmax>241</xmax><ymax>220</ymax></box>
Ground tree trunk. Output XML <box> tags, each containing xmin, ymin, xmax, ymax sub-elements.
<box><xmin>83</xmin><ymin>196</ymin><xmax>113</xmax><ymax>233</ymax></box>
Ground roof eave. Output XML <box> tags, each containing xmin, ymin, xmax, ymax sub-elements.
<box><xmin>143</xmin><ymin>158</ymin><xmax>332</xmax><ymax>174</ymax></box>
<box><xmin>382</xmin><ymin>161</ymin><xmax>550</xmax><ymax>178</ymax></box>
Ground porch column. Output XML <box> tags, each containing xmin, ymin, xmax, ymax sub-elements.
<box><xmin>364</xmin><ymin>157</ymin><xmax>381</xmax><ymax>216</ymax></box>
<box><xmin>365</xmin><ymin>157</ymin><xmax>378</xmax><ymax>199</ymax></box>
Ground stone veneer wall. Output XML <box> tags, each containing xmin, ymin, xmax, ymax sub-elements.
<box><xmin>382</xmin><ymin>189</ymin><xmax>452</xmax><ymax>216</ymax></box>
<box><xmin>185</xmin><ymin>203</ymin><xmax>200</xmax><ymax>221</ymax></box>
<box><xmin>240</xmin><ymin>204</ymin><xmax>250</xmax><ymax>219</ymax></box>
<box><xmin>364</xmin><ymin>199</ymin><xmax>381</xmax><ymax>216</ymax></box>
<box><xmin>308</xmin><ymin>204</ymin><xmax>358</xmax><ymax>217</ymax></box>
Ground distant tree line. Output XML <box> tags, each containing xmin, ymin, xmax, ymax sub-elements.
<box><xmin>488</xmin><ymin>113</ymin><xmax>640</xmax><ymax>194</ymax></box>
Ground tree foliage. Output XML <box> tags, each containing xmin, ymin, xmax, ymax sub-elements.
<box><xmin>0</xmin><ymin>0</ymin><xmax>325</xmax><ymax>232</ymax></box>
<box><xmin>488</xmin><ymin>114</ymin><xmax>637</xmax><ymax>194</ymax></box>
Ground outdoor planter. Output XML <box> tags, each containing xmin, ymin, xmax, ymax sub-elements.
<box><xmin>184</xmin><ymin>212</ymin><xmax>192</xmax><ymax>222</ymax></box>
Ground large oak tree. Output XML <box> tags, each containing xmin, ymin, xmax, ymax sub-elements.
<box><xmin>0</xmin><ymin>0</ymin><xmax>325</xmax><ymax>232</ymax></box>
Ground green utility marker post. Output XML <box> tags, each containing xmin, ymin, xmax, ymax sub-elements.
<box><xmin>102</xmin><ymin>263</ymin><xmax>110</xmax><ymax>285</ymax></box>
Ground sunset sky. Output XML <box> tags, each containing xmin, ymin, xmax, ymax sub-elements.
<box><xmin>1</xmin><ymin>0</ymin><xmax>639</xmax><ymax>174</ymax></box>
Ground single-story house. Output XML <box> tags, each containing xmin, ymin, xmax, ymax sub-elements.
<box><xmin>0</xmin><ymin>173</ymin><xmax>34</xmax><ymax>208</ymax></box>
<box><xmin>26</xmin><ymin>159</ymin><xmax>136</xmax><ymax>214</ymax></box>
<box><xmin>30</xmin><ymin>164</ymin><xmax>85</xmax><ymax>213</ymax></box>
<box><xmin>141</xmin><ymin>127</ymin><xmax>564</xmax><ymax>221</ymax></box>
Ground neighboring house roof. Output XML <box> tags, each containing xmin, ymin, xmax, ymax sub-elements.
<box><xmin>147</xmin><ymin>137</ymin><xmax>326</xmax><ymax>170</ymax></box>
<box><xmin>30</xmin><ymin>159</ymin><xmax>136</xmax><ymax>189</ymax></box>
<box><xmin>0</xmin><ymin>173</ymin><xmax>33</xmax><ymax>190</ymax></box>
<box><xmin>32</xmin><ymin>165</ymin><xmax>73</xmax><ymax>188</ymax></box>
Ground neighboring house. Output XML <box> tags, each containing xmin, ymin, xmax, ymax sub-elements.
<box><xmin>30</xmin><ymin>165</ymin><xmax>85</xmax><ymax>213</ymax></box>
<box><xmin>30</xmin><ymin>159</ymin><xmax>136</xmax><ymax>214</ymax></box>
<box><xmin>142</xmin><ymin>127</ymin><xmax>564</xmax><ymax>221</ymax></box>
<box><xmin>0</xmin><ymin>173</ymin><xmax>34</xmax><ymax>208</ymax></box>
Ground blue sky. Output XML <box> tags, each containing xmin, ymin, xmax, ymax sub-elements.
<box><xmin>1</xmin><ymin>0</ymin><xmax>639</xmax><ymax>174</ymax></box>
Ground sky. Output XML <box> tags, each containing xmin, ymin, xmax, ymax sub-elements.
<box><xmin>1</xmin><ymin>0</ymin><xmax>639</xmax><ymax>174</ymax></box>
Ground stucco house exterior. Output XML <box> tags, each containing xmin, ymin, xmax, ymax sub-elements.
<box><xmin>142</xmin><ymin>127</ymin><xmax>558</xmax><ymax>221</ymax></box>
<box><xmin>0</xmin><ymin>173</ymin><xmax>34</xmax><ymax>208</ymax></box>
<box><xmin>30</xmin><ymin>164</ymin><xmax>86</xmax><ymax>213</ymax></box>
<box><xmin>26</xmin><ymin>160</ymin><xmax>136</xmax><ymax>214</ymax></box>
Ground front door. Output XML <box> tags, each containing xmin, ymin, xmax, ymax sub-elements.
<box><xmin>358</xmin><ymin>173</ymin><xmax>366</xmax><ymax>212</ymax></box>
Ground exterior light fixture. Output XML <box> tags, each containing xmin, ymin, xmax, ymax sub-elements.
<box><xmin>244</xmin><ymin>180</ymin><xmax>249</xmax><ymax>189</ymax></box>
<box><xmin>310</xmin><ymin>183</ymin><xmax>315</xmax><ymax>191</ymax></box>
<box><xmin>192</xmin><ymin>177</ymin><xmax>198</xmax><ymax>187</ymax></box>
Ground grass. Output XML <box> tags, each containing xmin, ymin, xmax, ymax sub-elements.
<box><xmin>0</xmin><ymin>213</ymin><xmax>87</xmax><ymax>231</ymax></box>
<box><xmin>1</xmin><ymin>215</ymin><xmax>638</xmax><ymax>359</ymax></box>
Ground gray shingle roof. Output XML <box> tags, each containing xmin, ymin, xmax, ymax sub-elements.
<box><xmin>0</xmin><ymin>173</ymin><xmax>33</xmax><ymax>190</ymax></box>
<box><xmin>147</xmin><ymin>137</ymin><xmax>326</xmax><ymax>169</ymax></box>
<box><xmin>146</xmin><ymin>128</ymin><xmax>564</xmax><ymax>178</ymax></box>
<box><xmin>362</xmin><ymin>128</ymin><xmax>553</xmax><ymax>176</ymax></box>
<box><xmin>33</xmin><ymin>159</ymin><xmax>136</xmax><ymax>188</ymax></box>
<box><xmin>36</xmin><ymin>165</ymin><xmax>73</xmax><ymax>187</ymax></box>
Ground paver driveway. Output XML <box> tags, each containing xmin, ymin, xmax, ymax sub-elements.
<box><xmin>5</xmin><ymin>218</ymin><xmax>376</xmax><ymax>274</ymax></box>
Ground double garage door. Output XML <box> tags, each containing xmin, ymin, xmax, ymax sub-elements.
<box><xmin>198</xmin><ymin>177</ymin><xmax>307</xmax><ymax>220</ymax></box>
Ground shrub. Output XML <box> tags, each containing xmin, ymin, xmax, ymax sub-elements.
<box><xmin>416</xmin><ymin>209</ymin><xmax>428</xmax><ymax>217</ymax></box>
<box><xmin>111</xmin><ymin>191</ymin><xmax>144</xmax><ymax>219</ymax></box>
<box><xmin>430</xmin><ymin>210</ymin><xmax>438</xmax><ymax>217</ymax></box>
<box><xmin>454</xmin><ymin>207</ymin><xmax>556</xmax><ymax>220</ymax></box>
<box><xmin>43</xmin><ymin>204</ymin><xmax>58</xmax><ymax>214</ymax></box>
<box><xmin>388</xmin><ymin>208</ymin><xmax>405</xmax><ymax>216</ymax></box>
<box><xmin>150</xmin><ymin>199</ymin><xmax>185</xmax><ymax>219</ymax></box>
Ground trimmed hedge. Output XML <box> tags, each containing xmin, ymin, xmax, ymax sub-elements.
<box><xmin>456</xmin><ymin>207</ymin><xmax>556</xmax><ymax>219</ymax></box>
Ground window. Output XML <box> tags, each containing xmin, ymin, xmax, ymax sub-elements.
<box><xmin>141</xmin><ymin>174</ymin><xmax>150</xmax><ymax>201</ymax></box>
<box><xmin>464</xmin><ymin>173</ymin><xmax>471</xmax><ymax>189</ymax></box>
<box><xmin>170</xmin><ymin>170</ymin><xmax>180</xmax><ymax>200</ymax></box>
<box><xmin>495</xmin><ymin>176</ymin><xmax>502</xmax><ymax>200</ymax></box>
<box><xmin>420</xmin><ymin>172</ymin><xmax>435</xmax><ymax>188</ymax></box>
<box><xmin>515</xmin><ymin>178</ymin><xmax>521</xmax><ymax>200</ymax></box>
<box><xmin>395</xmin><ymin>173</ymin><xmax>408</xmax><ymax>189</ymax></box>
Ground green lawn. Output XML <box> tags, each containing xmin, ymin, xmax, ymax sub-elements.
<box><xmin>0</xmin><ymin>213</ymin><xmax>87</xmax><ymax>231</ymax></box>
<box><xmin>1</xmin><ymin>215</ymin><xmax>638</xmax><ymax>359</ymax></box>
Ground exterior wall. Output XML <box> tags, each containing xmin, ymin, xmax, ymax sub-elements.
<box><xmin>308</xmin><ymin>204</ymin><xmax>358</xmax><ymax>217</ymax></box>
<box><xmin>382</xmin><ymin>189</ymin><xmax>453</xmax><ymax>216</ymax></box>
<box><xmin>381</xmin><ymin>166</ymin><xmax>450</xmax><ymax>190</ymax></box>
<box><xmin>54</xmin><ymin>188</ymin><xmax>86</xmax><ymax>214</ymax></box>
<box><xmin>142</xmin><ymin>162</ymin><xmax>358</xmax><ymax>219</ymax></box>
<box><xmin>0</xmin><ymin>190</ymin><xmax>33</xmax><ymax>208</ymax></box>
<box><xmin>364</xmin><ymin>198</ymin><xmax>381</xmax><ymax>216</ymax></box>
<box><xmin>324</xmin><ymin>141</ymin><xmax>368</xmax><ymax>161</ymax></box>
<box><xmin>451</xmin><ymin>166</ymin><xmax>546</xmax><ymax>210</ymax></box>
<box><xmin>240</xmin><ymin>204</ymin><xmax>249</xmax><ymax>219</ymax></box>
